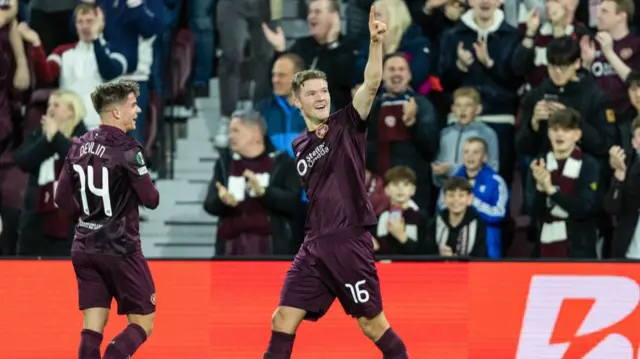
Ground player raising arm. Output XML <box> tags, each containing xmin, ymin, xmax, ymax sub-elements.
<box><xmin>55</xmin><ymin>80</ymin><xmax>159</xmax><ymax>359</ymax></box>
<box><xmin>263</xmin><ymin>7</ymin><xmax>409</xmax><ymax>359</ymax></box>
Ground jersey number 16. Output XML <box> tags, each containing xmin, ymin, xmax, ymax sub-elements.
<box><xmin>72</xmin><ymin>164</ymin><xmax>113</xmax><ymax>217</ymax></box>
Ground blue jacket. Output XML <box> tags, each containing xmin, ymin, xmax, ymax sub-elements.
<box><xmin>95</xmin><ymin>0</ymin><xmax>165</xmax><ymax>77</ymax></box>
<box><xmin>437</xmin><ymin>164</ymin><xmax>508</xmax><ymax>258</ymax></box>
<box><xmin>438</xmin><ymin>9</ymin><xmax>521</xmax><ymax>115</ymax></box>
<box><xmin>353</xmin><ymin>24</ymin><xmax>431</xmax><ymax>91</ymax></box>
<box><xmin>255</xmin><ymin>95</ymin><xmax>306</xmax><ymax>158</ymax></box>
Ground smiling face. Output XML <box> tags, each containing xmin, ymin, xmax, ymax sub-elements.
<box><xmin>383</xmin><ymin>55</ymin><xmax>411</xmax><ymax>94</ymax></box>
<box><xmin>307</xmin><ymin>0</ymin><xmax>337</xmax><ymax>40</ymax></box>
<box><xmin>294</xmin><ymin>78</ymin><xmax>331</xmax><ymax>122</ymax></box>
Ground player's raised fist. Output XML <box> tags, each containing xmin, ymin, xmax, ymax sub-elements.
<box><xmin>369</xmin><ymin>6</ymin><xmax>387</xmax><ymax>43</ymax></box>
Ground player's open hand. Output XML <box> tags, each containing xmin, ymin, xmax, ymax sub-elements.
<box><xmin>369</xmin><ymin>6</ymin><xmax>387</xmax><ymax>43</ymax></box>
<box><xmin>216</xmin><ymin>182</ymin><xmax>238</xmax><ymax>207</ymax></box>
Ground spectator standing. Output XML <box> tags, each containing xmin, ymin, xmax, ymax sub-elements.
<box><xmin>262</xmin><ymin>0</ymin><xmax>355</xmax><ymax>112</ymax></box>
<box><xmin>437</xmin><ymin>137</ymin><xmax>508</xmax><ymax>258</ymax></box>
<box><xmin>432</xmin><ymin>87</ymin><xmax>499</xmax><ymax>188</ymax></box>
<box><xmin>581</xmin><ymin>0</ymin><xmax>640</xmax><ymax>151</ymax></box>
<box><xmin>189</xmin><ymin>0</ymin><xmax>215</xmax><ymax>97</ymax></box>
<box><xmin>439</xmin><ymin>0</ymin><xmax>520</xmax><ymax>183</ymax></box>
<box><xmin>20</xmin><ymin>3</ymin><xmax>115</xmax><ymax>130</ymax></box>
<box><xmin>530</xmin><ymin>109</ymin><xmax>599</xmax><ymax>259</ymax></box>
<box><xmin>255</xmin><ymin>53</ymin><xmax>307</xmax><ymax>158</ymax></box>
<box><xmin>216</xmin><ymin>0</ymin><xmax>273</xmax><ymax>148</ymax></box>
<box><xmin>512</xmin><ymin>0</ymin><xmax>590</xmax><ymax>92</ymax></box>
<box><xmin>14</xmin><ymin>90</ymin><xmax>87</xmax><ymax>257</ymax></box>
<box><xmin>426</xmin><ymin>177</ymin><xmax>487</xmax><ymax>257</ymax></box>
<box><xmin>366</xmin><ymin>53</ymin><xmax>439</xmax><ymax>210</ymax></box>
<box><xmin>28</xmin><ymin>0</ymin><xmax>77</xmax><ymax>54</ymax></box>
<box><xmin>203</xmin><ymin>110</ymin><xmax>300</xmax><ymax>256</ymax></box>
<box><xmin>373</xmin><ymin>166</ymin><xmax>428</xmax><ymax>255</ymax></box>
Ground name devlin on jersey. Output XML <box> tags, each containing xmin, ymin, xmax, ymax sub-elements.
<box><xmin>297</xmin><ymin>143</ymin><xmax>330</xmax><ymax>176</ymax></box>
<box><xmin>80</xmin><ymin>142</ymin><xmax>106</xmax><ymax>158</ymax></box>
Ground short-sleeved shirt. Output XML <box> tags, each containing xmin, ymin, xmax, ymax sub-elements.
<box><xmin>62</xmin><ymin>125</ymin><xmax>149</xmax><ymax>255</ymax></box>
<box><xmin>292</xmin><ymin>103</ymin><xmax>377</xmax><ymax>240</ymax></box>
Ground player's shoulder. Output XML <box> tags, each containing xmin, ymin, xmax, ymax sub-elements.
<box><xmin>292</xmin><ymin>132</ymin><xmax>309</xmax><ymax>153</ymax></box>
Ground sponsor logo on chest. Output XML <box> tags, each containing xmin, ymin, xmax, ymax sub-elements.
<box><xmin>296</xmin><ymin>143</ymin><xmax>330</xmax><ymax>176</ymax></box>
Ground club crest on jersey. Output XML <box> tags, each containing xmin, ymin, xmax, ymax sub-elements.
<box><xmin>150</xmin><ymin>293</ymin><xmax>156</xmax><ymax>305</ymax></box>
<box><xmin>316</xmin><ymin>124</ymin><xmax>329</xmax><ymax>139</ymax></box>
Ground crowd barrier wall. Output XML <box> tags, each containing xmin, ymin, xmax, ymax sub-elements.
<box><xmin>0</xmin><ymin>259</ymin><xmax>638</xmax><ymax>358</ymax></box>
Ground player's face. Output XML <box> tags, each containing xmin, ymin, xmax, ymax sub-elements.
<box><xmin>272</xmin><ymin>58</ymin><xmax>295</xmax><ymax>97</ymax></box>
<box><xmin>118</xmin><ymin>93</ymin><xmax>141</xmax><ymax>132</ymax></box>
<box><xmin>444</xmin><ymin>189</ymin><xmax>473</xmax><ymax>215</ymax></box>
<box><xmin>383</xmin><ymin>56</ymin><xmax>411</xmax><ymax>95</ymax></box>
<box><xmin>452</xmin><ymin>96</ymin><xmax>480</xmax><ymax>126</ymax></box>
<box><xmin>47</xmin><ymin>95</ymin><xmax>74</xmax><ymax>124</ymax></box>
<box><xmin>76</xmin><ymin>10</ymin><xmax>97</xmax><ymax>42</ymax></box>
<box><xmin>295</xmin><ymin>78</ymin><xmax>331</xmax><ymax>121</ymax></box>
<box><xmin>548</xmin><ymin>125</ymin><xmax>581</xmax><ymax>154</ymax></box>
<box><xmin>384</xmin><ymin>180</ymin><xmax>416</xmax><ymax>204</ymax></box>
<box><xmin>462</xmin><ymin>141</ymin><xmax>487</xmax><ymax>171</ymax></box>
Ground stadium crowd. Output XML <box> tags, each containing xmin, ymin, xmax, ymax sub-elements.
<box><xmin>0</xmin><ymin>0</ymin><xmax>639</xmax><ymax>260</ymax></box>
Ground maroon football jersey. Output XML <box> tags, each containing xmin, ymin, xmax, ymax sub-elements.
<box><xmin>293</xmin><ymin>103</ymin><xmax>377</xmax><ymax>240</ymax></box>
<box><xmin>55</xmin><ymin>125</ymin><xmax>159</xmax><ymax>256</ymax></box>
<box><xmin>590</xmin><ymin>33</ymin><xmax>640</xmax><ymax>121</ymax></box>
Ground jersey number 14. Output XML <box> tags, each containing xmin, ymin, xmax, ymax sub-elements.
<box><xmin>72</xmin><ymin>164</ymin><xmax>113</xmax><ymax>217</ymax></box>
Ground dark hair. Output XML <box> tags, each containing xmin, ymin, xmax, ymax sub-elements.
<box><xmin>547</xmin><ymin>36</ymin><xmax>581</xmax><ymax>66</ymax></box>
<box><xmin>443</xmin><ymin>177</ymin><xmax>473</xmax><ymax>194</ymax></box>
<box><xmin>465</xmin><ymin>136</ymin><xmax>489</xmax><ymax>154</ymax></box>
<box><xmin>291</xmin><ymin>69</ymin><xmax>327</xmax><ymax>96</ymax></box>
<box><xmin>278</xmin><ymin>52</ymin><xmax>306</xmax><ymax>73</ymax></box>
<box><xmin>384</xmin><ymin>166</ymin><xmax>417</xmax><ymax>186</ymax></box>
<box><xmin>90</xmin><ymin>80</ymin><xmax>140</xmax><ymax>113</ymax></box>
<box><xmin>548</xmin><ymin>108</ymin><xmax>581</xmax><ymax>129</ymax></box>
<box><xmin>626</xmin><ymin>70</ymin><xmax>640</xmax><ymax>88</ymax></box>
<box><xmin>383</xmin><ymin>52</ymin><xmax>408</xmax><ymax>66</ymax></box>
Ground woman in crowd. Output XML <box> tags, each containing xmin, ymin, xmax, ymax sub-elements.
<box><xmin>353</xmin><ymin>0</ymin><xmax>431</xmax><ymax>94</ymax></box>
<box><xmin>14</xmin><ymin>89</ymin><xmax>87</xmax><ymax>257</ymax></box>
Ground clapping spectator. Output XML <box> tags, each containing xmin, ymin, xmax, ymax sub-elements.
<box><xmin>516</xmin><ymin>37</ymin><xmax>616</xmax><ymax>165</ymax></box>
<box><xmin>372</xmin><ymin>166</ymin><xmax>428</xmax><ymax>255</ymax></box>
<box><xmin>14</xmin><ymin>90</ymin><xmax>87</xmax><ymax>257</ymax></box>
<box><xmin>366</xmin><ymin>53</ymin><xmax>439</xmax><ymax>210</ymax></box>
<box><xmin>263</xmin><ymin>0</ymin><xmax>355</xmax><ymax>110</ymax></box>
<box><xmin>512</xmin><ymin>0</ymin><xmax>589</xmax><ymax>92</ymax></box>
<box><xmin>354</xmin><ymin>0</ymin><xmax>431</xmax><ymax>94</ymax></box>
<box><xmin>426</xmin><ymin>177</ymin><xmax>487</xmax><ymax>257</ymax></box>
<box><xmin>439</xmin><ymin>0</ymin><xmax>520</xmax><ymax>183</ymax></box>
<box><xmin>530</xmin><ymin>109</ymin><xmax>599</xmax><ymax>259</ymax></box>
<box><xmin>437</xmin><ymin>137</ymin><xmax>508</xmax><ymax>258</ymax></box>
<box><xmin>203</xmin><ymin>110</ymin><xmax>300</xmax><ymax>256</ymax></box>
<box><xmin>2</xmin><ymin>0</ymin><xmax>30</xmax><ymax>93</ymax></box>
<box><xmin>216</xmin><ymin>0</ymin><xmax>273</xmax><ymax>148</ymax></box>
<box><xmin>581</xmin><ymin>0</ymin><xmax>640</xmax><ymax>151</ymax></box>
<box><xmin>255</xmin><ymin>53</ymin><xmax>307</xmax><ymax>158</ymax></box>
<box><xmin>21</xmin><ymin>3</ymin><xmax>116</xmax><ymax>130</ymax></box>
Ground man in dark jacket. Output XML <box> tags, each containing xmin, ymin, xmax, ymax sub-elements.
<box><xmin>366</xmin><ymin>53</ymin><xmax>439</xmax><ymax>210</ymax></box>
<box><xmin>203</xmin><ymin>109</ymin><xmax>300</xmax><ymax>256</ymax></box>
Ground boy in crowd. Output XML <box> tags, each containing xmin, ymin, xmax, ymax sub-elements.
<box><xmin>427</xmin><ymin>177</ymin><xmax>487</xmax><ymax>257</ymax></box>
<box><xmin>530</xmin><ymin>108</ymin><xmax>600</xmax><ymax>258</ymax></box>
<box><xmin>373</xmin><ymin>166</ymin><xmax>428</xmax><ymax>255</ymax></box>
<box><xmin>437</xmin><ymin>137</ymin><xmax>508</xmax><ymax>258</ymax></box>
<box><xmin>432</xmin><ymin>87</ymin><xmax>499</xmax><ymax>188</ymax></box>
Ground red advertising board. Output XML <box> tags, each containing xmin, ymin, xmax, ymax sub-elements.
<box><xmin>0</xmin><ymin>261</ymin><xmax>638</xmax><ymax>358</ymax></box>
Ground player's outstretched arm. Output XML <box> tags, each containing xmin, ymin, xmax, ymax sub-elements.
<box><xmin>352</xmin><ymin>6</ymin><xmax>386</xmax><ymax>120</ymax></box>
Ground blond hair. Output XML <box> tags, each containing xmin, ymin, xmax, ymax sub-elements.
<box><xmin>373</xmin><ymin>0</ymin><xmax>412</xmax><ymax>53</ymax></box>
<box><xmin>453</xmin><ymin>87</ymin><xmax>481</xmax><ymax>104</ymax></box>
<box><xmin>291</xmin><ymin>69</ymin><xmax>327</xmax><ymax>97</ymax></box>
<box><xmin>50</xmin><ymin>89</ymin><xmax>86</xmax><ymax>138</ymax></box>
